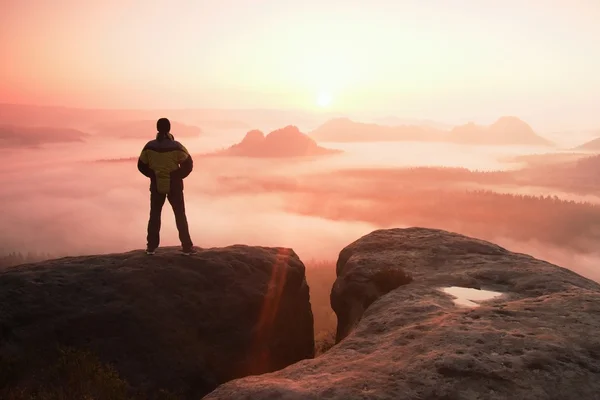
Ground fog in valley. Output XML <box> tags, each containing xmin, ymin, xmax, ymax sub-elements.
<box><xmin>2</xmin><ymin>106</ymin><xmax>600</xmax><ymax>290</ymax></box>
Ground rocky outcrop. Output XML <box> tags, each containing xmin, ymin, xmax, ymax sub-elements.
<box><xmin>332</xmin><ymin>231</ymin><xmax>414</xmax><ymax>342</ymax></box>
<box><xmin>205</xmin><ymin>228</ymin><xmax>600</xmax><ymax>400</ymax></box>
<box><xmin>215</xmin><ymin>125</ymin><xmax>341</xmax><ymax>157</ymax></box>
<box><xmin>0</xmin><ymin>246</ymin><xmax>314</xmax><ymax>399</ymax></box>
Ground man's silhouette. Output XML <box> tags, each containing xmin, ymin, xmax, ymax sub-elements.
<box><xmin>137</xmin><ymin>118</ymin><xmax>195</xmax><ymax>255</ymax></box>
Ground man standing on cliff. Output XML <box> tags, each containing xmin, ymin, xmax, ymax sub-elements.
<box><xmin>137</xmin><ymin>118</ymin><xmax>196</xmax><ymax>255</ymax></box>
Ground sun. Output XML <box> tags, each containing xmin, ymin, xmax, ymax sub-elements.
<box><xmin>316</xmin><ymin>91</ymin><xmax>332</xmax><ymax>108</ymax></box>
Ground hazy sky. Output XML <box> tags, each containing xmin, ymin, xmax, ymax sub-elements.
<box><xmin>2</xmin><ymin>0</ymin><xmax>599</xmax><ymax>127</ymax></box>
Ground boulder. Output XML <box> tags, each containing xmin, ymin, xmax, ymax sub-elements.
<box><xmin>204</xmin><ymin>228</ymin><xmax>600</xmax><ymax>400</ymax></box>
<box><xmin>0</xmin><ymin>246</ymin><xmax>314</xmax><ymax>399</ymax></box>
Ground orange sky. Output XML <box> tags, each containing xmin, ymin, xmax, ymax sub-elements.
<box><xmin>1</xmin><ymin>0</ymin><xmax>599</xmax><ymax>126</ymax></box>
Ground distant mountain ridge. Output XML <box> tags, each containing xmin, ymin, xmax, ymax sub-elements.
<box><xmin>0</xmin><ymin>103</ymin><xmax>320</xmax><ymax>133</ymax></box>
<box><xmin>450</xmin><ymin>116</ymin><xmax>553</xmax><ymax>146</ymax></box>
<box><xmin>310</xmin><ymin>116</ymin><xmax>553</xmax><ymax>146</ymax></box>
<box><xmin>0</xmin><ymin>103</ymin><xmax>555</xmax><ymax>147</ymax></box>
<box><xmin>0</xmin><ymin>124</ymin><xmax>89</xmax><ymax>148</ymax></box>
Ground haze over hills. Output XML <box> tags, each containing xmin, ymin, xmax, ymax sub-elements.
<box><xmin>91</xmin><ymin>120</ymin><xmax>203</xmax><ymax>139</ymax></box>
<box><xmin>514</xmin><ymin>154</ymin><xmax>600</xmax><ymax>193</ymax></box>
<box><xmin>0</xmin><ymin>124</ymin><xmax>89</xmax><ymax>148</ymax></box>
<box><xmin>310</xmin><ymin>118</ymin><xmax>444</xmax><ymax>142</ymax></box>
<box><xmin>372</xmin><ymin>116</ymin><xmax>453</xmax><ymax>130</ymax></box>
<box><xmin>310</xmin><ymin>116</ymin><xmax>553</xmax><ymax>146</ymax></box>
<box><xmin>211</xmin><ymin>125</ymin><xmax>342</xmax><ymax>158</ymax></box>
<box><xmin>574</xmin><ymin>135</ymin><xmax>600</xmax><ymax>151</ymax></box>
<box><xmin>0</xmin><ymin>103</ymin><xmax>251</xmax><ymax>133</ymax></box>
<box><xmin>0</xmin><ymin>103</ymin><xmax>324</xmax><ymax>134</ymax></box>
<box><xmin>0</xmin><ymin>104</ymin><xmax>570</xmax><ymax>150</ymax></box>
<box><xmin>450</xmin><ymin>116</ymin><xmax>553</xmax><ymax>146</ymax></box>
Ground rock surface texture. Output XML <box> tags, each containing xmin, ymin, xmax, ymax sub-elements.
<box><xmin>0</xmin><ymin>246</ymin><xmax>314</xmax><ymax>399</ymax></box>
<box><xmin>205</xmin><ymin>228</ymin><xmax>600</xmax><ymax>400</ymax></box>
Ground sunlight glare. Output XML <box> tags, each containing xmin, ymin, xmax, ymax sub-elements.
<box><xmin>317</xmin><ymin>91</ymin><xmax>333</xmax><ymax>108</ymax></box>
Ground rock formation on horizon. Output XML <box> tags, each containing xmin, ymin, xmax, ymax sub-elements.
<box><xmin>309</xmin><ymin>116</ymin><xmax>554</xmax><ymax>146</ymax></box>
<box><xmin>206</xmin><ymin>228</ymin><xmax>600</xmax><ymax>400</ymax></box>
<box><xmin>214</xmin><ymin>125</ymin><xmax>341</xmax><ymax>157</ymax></box>
<box><xmin>0</xmin><ymin>246</ymin><xmax>314</xmax><ymax>399</ymax></box>
<box><xmin>449</xmin><ymin>116</ymin><xmax>553</xmax><ymax>146</ymax></box>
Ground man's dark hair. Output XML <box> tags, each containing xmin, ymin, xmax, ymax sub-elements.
<box><xmin>157</xmin><ymin>118</ymin><xmax>171</xmax><ymax>134</ymax></box>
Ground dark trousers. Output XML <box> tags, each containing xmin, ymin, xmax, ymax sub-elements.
<box><xmin>147</xmin><ymin>189</ymin><xmax>193</xmax><ymax>250</ymax></box>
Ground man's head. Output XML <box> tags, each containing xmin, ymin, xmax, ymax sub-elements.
<box><xmin>157</xmin><ymin>118</ymin><xmax>171</xmax><ymax>134</ymax></box>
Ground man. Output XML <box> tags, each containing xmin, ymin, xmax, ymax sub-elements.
<box><xmin>137</xmin><ymin>118</ymin><xmax>195</xmax><ymax>255</ymax></box>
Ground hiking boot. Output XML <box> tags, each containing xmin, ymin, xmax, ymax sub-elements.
<box><xmin>181</xmin><ymin>247</ymin><xmax>197</xmax><ymax>256</ymax></box>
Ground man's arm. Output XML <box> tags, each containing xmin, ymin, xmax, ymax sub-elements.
<box><xmin>137</xmin><ymin>148</ymin><xmax>153</xmax><ymax>177</ymax></box>
<box><xmin>173</xmin><ymin>143</ymin><xmax>193</xmax><ymax>179</ymax></box>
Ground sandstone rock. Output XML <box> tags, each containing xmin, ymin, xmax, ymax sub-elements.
<box><xmin>0</xmin><ymin>245</ymin><xmax>314</xmax><ymax>398</ymax></box>
<box><xmin>205</xmin><ymin>228</ymin><xmax>600</xmax><ymax>400</ymax></box>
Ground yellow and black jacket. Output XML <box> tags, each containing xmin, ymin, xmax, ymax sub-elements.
<box><xmin>137</xmin><ymin>134</ymin><xmax>193</xmax><ymax>194</ymax></box>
